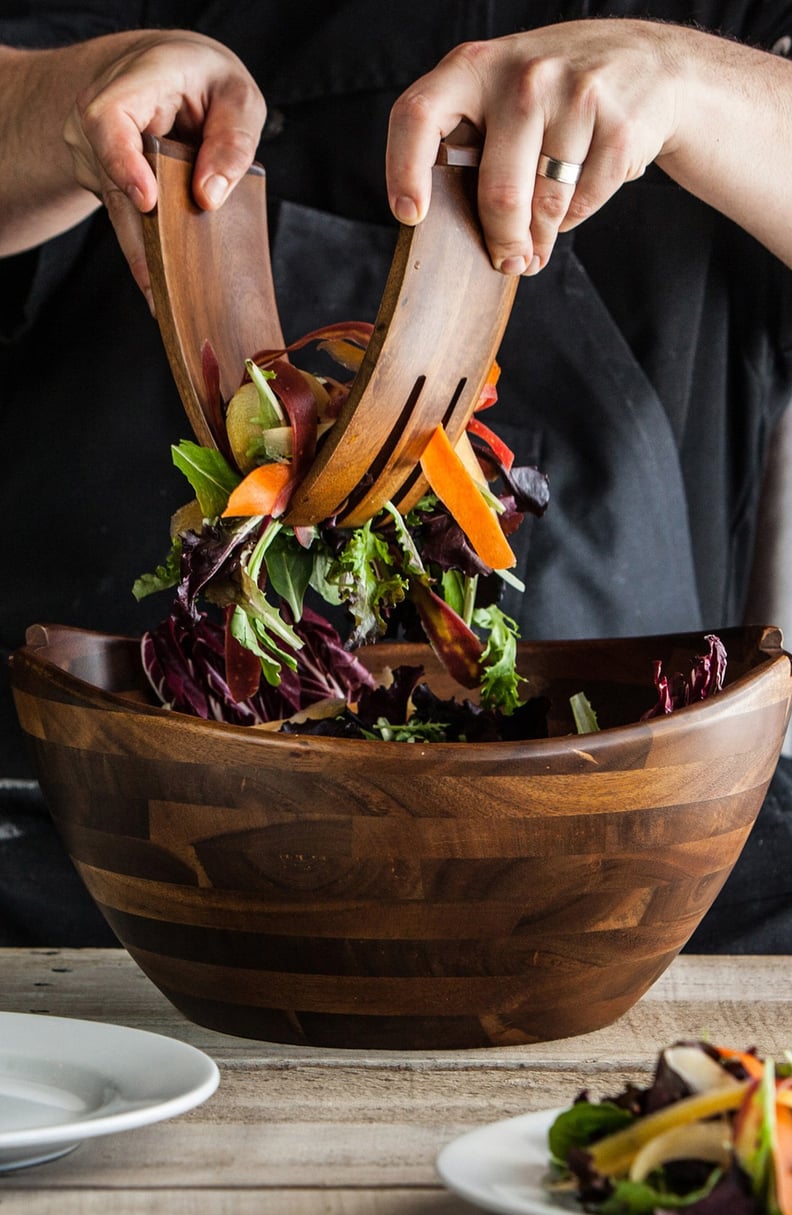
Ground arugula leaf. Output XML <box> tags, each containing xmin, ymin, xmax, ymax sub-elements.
<box><xmin>472</xmin><ymin>604</ymin><xmax>526</xmax><ymax>715</ymax></box>
<box><xmin>238</xmin><ymin>568</ymin><xmax>302</xmax><ymax>663</ymax></box>
<box><xmin>171</xmin><ymin>440</ymin><xmax>240</xmax><ymax>518</ymax></box>
<box><xmin>440</xmin><ymin>569</ymin><xmax>466</xmax><ymax>618</ymax></box>
<box><xmin>132</xmin><ymin>535</ymin><xmax>182</xmax><ymax>600</ymax></box>
<box><xmin>321</xmin><ymin>519</ymin><xmax>408</xmax><ymax>647</ymax></box>
<box><xmin>362</xmin><ymin>717</ymin><xmax>450</xmax><ymax>743</ymax></box>
<box><xmin>309</xmin><ymin>547</ymin><xmax>344</xmax><ymax>606</ymax></box>
<box><xmin>228</xmin><ymin>603</ymin><xmax>284</xmax><ymax>687</ymax></box>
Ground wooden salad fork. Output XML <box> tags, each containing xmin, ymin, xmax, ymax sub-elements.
<box><xmin>142</xmin><ymin>134</ymin><xmax>517</xmax><ymax>527</ymax></box>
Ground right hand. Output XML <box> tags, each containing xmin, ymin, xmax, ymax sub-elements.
<box><xmin>386</xmin><ymin>20</ymin><xmax>680</xmax><ymax>276</ymax></box>
<box><xmin>63</xmin><ymin>31</ymin><xmax>266</xmax><ymax>309</ymax></box>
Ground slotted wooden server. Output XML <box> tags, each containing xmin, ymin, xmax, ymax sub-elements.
<box><xmin>142</xmin><ymin>134</ymin><xmax>517</xmax><ymax>526</ymax></box>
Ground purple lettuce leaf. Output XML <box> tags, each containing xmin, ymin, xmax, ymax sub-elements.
<box><xmin>408</xmin><ymin>505</ymin><xmax>490</xmax><ymax>577</ymax></box>
<box><xmin>467</xmin><ymin>438</ymin><xmax>551</xmax><ymax>518</ymax></box>
<box><xmin>642</xmin><ymin>634</ymin><xmax>727</xmax><ymax>719</ymax></box>
<box><xmin>142</xmin><ymin>601</ymin><xmax>375</xmax><ymax>726</ymax></box>
<box><xmin>354</xmin><ymin>665</ymin><xmax>425</xmax><ymax>727</ymax></box>
<box><xmin>178</xmin><ymin>516</ymin><xmax>261</xmax><ymax>608</ymax></box>
<box><xmin>287</xmin><ymin>604</ymin><xmax>377</xmax><ymax>705</ymax></box>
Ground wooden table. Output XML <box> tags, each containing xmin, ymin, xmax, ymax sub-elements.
<box><xmin>1</xmin><ymin>949</ymin><xmax>790</xmax><ymax>1213</ymax></box>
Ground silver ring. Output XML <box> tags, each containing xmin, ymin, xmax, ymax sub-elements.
<box><xmin>537</xmin><ymin>153</ymin><xmax>583</xmax><ymax>185</ymax></box>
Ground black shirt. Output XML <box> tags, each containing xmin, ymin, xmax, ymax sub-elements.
<box><xmin>1</xmin><ymin>0</ymin><xmax>792</xmax><ymax>780</ymax></box>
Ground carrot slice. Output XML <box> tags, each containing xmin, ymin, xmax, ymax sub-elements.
<box><xmin>420</xmin><ymin>424</ymin><xmax>515</xmax><ymax>570</ymax></box>
<box><xmin>775</xmin><ymin>1083</ymin><xmax>792</xmax><ymax>1215</ymax></box>
<box><xmin>713</xmin><ymin>1046</ymin><xmax>766</xmax><ymax>1081</ymax></box>
<box><xmin>222</xmin><ymin>462</ymin><xmax>293</xmax><ymax>518</ymax></box>
<box><xmin>316</xmin><ymin>337</ymin><xmax>366</xmax><ymax>371</ymax></box>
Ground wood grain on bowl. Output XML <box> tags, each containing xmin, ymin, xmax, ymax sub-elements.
<box><xmin>10</xmin><ymin>624</ymin><xmax>792</xmax><ymax>1048</ymax></box>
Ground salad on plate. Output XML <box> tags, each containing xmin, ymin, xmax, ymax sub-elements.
<box><xmin>547</xmin><ymin>1040</ymin><xmax>792</xmax><ymax>1214</ymax></box>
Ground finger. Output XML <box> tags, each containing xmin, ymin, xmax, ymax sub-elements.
<box><xmin>65</xmin><ymin>100</ymin><xmax>159</xmax><ymax>212</ymax></box>
<box><xmin>558</xmin><ymin>132</ymin><xmax>648</xmax><ymax>234</ymax></box>
<box><xmin>387</xmin><ymin>45</ymin><xmax>491</xmax><ymax>227</ymax></box>
<box><xmin>386</xmin><ymin>79</ymin><xmax>452</xmax><ymax>226</ymax></box>
<box><xmin>101</xmin><ymin>181</ymin><xmax>154</xmax><ymax>313</ymax></box>
<box><xmin>528</xmin><ymin>122</ymin><xmax>591</xmax><ymax>270</ymax></box>
<box><xmin>476</xmin><ymin>115</ymin><xmax>546</xmax><ymax>275</ymax></box>
<box><xmin>189</xmin><ymin>81</ymin><xmax>267</xmax><ymax>210</ymax></box>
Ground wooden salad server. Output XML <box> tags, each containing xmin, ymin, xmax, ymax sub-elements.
<box><xmin>142</xmin><ymin>134</ymin><xmax>517</xmax><ymax>527</ymax></box>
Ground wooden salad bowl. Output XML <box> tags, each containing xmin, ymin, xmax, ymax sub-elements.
<box><xmin>10</xmin><ymin>623</ymin><xmax>792</xmax><ymax>1049</ymax></box>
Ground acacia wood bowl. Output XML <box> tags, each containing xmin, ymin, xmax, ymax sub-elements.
<box><xmin>10</xmin><ymin>623</ymin><xmax>792</xmax><ymax>1049</ymax></box>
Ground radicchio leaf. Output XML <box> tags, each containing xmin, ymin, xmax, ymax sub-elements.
<box><xmin>224</xmin><ymin>603</ymin><xmax>263</xmax><ymax>702</ymax></box>
<box><xmin>498</xmin><ymin>463</ymin><xmax>550</xmax><ymax>517</ymax></box>
<box><xmin>199</xmin><ymin>338</ymin><xmax>231</xmax><ymax>458</ymax></box>
<box><xmin>142</xmin><ymin>603</ymin><xmax>375</xmax><ymax>725</ymax></box>
<box><xmin>641</xmin><ymin>634</ymin><xmax>727</xmax><ymax>719</ymax></box>
<box><xmin>355</xmin><ymin>665</ymin><xmax>425</xmax><ymax>727</ymax></box>
<box><xmin>411</xmin><ymin>504</ymin><xmax>489</xmax><ymax>577</ymax></box>
<box><xmin>267</xmin><ymin>358</ymin><xmax>318</xmax><ymax>486</ymax></box>
<box><xmin>286</xmin><ymin>604</ymin><xmax>377</xmax><ymax>705</ymax></box>
<box><xmin>409</xmin><ymin>579</ymin><xmax>483</xmax><ymax>689</ymax></box>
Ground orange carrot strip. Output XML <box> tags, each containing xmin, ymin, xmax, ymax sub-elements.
<box><xmin>420</xmin><ymin>424</ymin><xmax>515</xmax><ymax>570</ymax></box>
<box><xmin>222</xmin><ymin>462</ymin><xmax>293</xmax><ymax>518</ymax></box>
<box><xmin>316</xmin><ymin>338</ymin><xmax>366</xmax><ymax>371</ymax></box>
<box><xmin>713</xmin><ymin>1046</ymin><xmax>766</xmax><ymax>1081</ymax></box>
<box><xmin>775</xmin><ymin>1086</ymin><xmax>792</xmax><ymax>1215</ymax></box>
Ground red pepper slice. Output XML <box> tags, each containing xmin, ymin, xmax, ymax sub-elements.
<box><xmin>267</xmin><ymin>358</ymin><xmax>318</xmax><ymax>487</ymax></box>
<box><xmin>466</xmin><ymin>415</ymin><xmax>515</xmax><ymax>471</ymax></box>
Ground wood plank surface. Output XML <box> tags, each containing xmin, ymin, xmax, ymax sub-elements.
<box><xmin>1</xmin><ymin>949</ymin><xmax>790</xmax><ymax>1214</ymax></box>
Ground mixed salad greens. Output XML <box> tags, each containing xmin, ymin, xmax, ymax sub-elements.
<box><xmin>134</xmin><ymin>322</ymin><xmax>727</xmax><ymax>739</ymax></box>
<box><xmin>547</xmin><ymin>1040</ymin><xmax>792</xmax><ymax>1214</ymax></box>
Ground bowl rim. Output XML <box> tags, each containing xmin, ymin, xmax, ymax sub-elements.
<box><xmin>11</xmin><ymin>622</ymin><xmax>792</xmax><ymax>756</ymax></box>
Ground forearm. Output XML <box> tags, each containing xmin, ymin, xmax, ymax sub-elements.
<box><xmin>387</xmin><ymin>17</ymin><xmax>792</xmax><ymax>275</ymax></box>
<box><xmin>0</xmin><ymin>27</ymin><xmax>266</xmax><ymax>303</ymax></box>
<box><xmin>656</xmin><ymin>25</ymin><xmax>792</xmax><ymax>268</ymax></box>
<box><xmin>0</xmin><ymin>38</ymin><xmax>134</xmax><ymax>254</ymax></box>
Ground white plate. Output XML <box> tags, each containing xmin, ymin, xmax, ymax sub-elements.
<box><xmin>437</xmin><ymin>1107</ymin><xmax>582</xmax><ymax>1215</ymax></box>
<box><xmin>0</xmin><ymin>1011</ymin><xmax>219</xmax><ymax>1172</ymax></box>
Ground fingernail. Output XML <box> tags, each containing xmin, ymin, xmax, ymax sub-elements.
<box><xmin>497</xmin><ymin>255</ymin><xmax>527</xmax><ymax>276</ymax></box>
<box><xmin>524</xmin><ymin>255</ymin><xmax>542</xmax><ymax>276</ymax></box>
<box><xmin>127</xmin><ymin>184</ymin><xmax>145</xmax><ymax>210</ymax></box>
<box><xmin>394</xmin><ymin>195</ymin><xmax>419</xmax><ymax>224</ymax></box>
<box><xmin>145</xmin><ymin>288</ymin><xmax>156</xmax><ymax>318</ymax></box>
<box><xmin>204</xmin><ymin>174</ymin><xmax>230</xmax><ymax>207</ymax></box>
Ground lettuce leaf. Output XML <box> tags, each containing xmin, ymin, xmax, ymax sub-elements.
<box><xmin>171</xmin><ymin>439</ymin><xmax>240</xmax><ymax>518</ymax></box>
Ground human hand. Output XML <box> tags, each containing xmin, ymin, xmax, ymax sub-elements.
<box><xmin>63</xmin><ymin>31</ymin><xmax>266</xmax><ymax>309</ymax></box>
<box><xmin>386</xmin><ymin>19</ymin><xmax>681</xmax><ymax>275</ymax></box>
